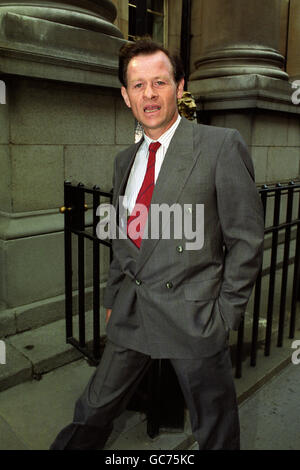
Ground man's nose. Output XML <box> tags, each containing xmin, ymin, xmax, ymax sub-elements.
<box><xmin>143</xmin><ymin>83</ymin><xmax>157</xmax><ymax>99</ymax></box>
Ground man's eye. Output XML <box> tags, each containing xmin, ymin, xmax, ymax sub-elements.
<box><xmin>134</xmin><ymin>83</ymin><xmax>143</xmax><ymax>89</ymax></box>
<box><xmin>156</xmin><ymin>81</ymin><xmax>165</xmax><ymax>86</ymax></box>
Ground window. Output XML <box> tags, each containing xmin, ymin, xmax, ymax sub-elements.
<box><xmin>128</xmin><ymin>0</ymin><xmax>168</xmax><ymax>45</ymax></box>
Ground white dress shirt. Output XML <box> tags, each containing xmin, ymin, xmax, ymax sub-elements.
<box><xmin>123</xmin><ymin>115</ymin><xmax>181</xmax><ymax>215</ymax></box>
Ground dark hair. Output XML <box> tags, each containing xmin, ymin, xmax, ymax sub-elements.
<box><xmin>118</xmin><ymin>37</ymin><xmax>184</xmax><ymax>87</ymax></box>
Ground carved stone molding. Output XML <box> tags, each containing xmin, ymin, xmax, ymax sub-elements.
<box><xmin>0</xmin><ymin>0</ymin><xmax>125</xmax><ymax>86</ymax></box>
<box><xmin>0</xmin><ymin>0</ymin><xmax>122</xmax><ymax>36</ymax></box>
<box><xmin>190</xmin><ymin>0</ymin><xmax>288</xmax><ymax>81</ymax></box>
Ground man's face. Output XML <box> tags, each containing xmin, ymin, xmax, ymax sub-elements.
<box><xmin>121</xmin><ymin>51</ymin><xmax>184</xmax><ymax>140</ymax></box>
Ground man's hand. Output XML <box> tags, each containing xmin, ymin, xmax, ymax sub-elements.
<box><xmin>106</xmin><ymin>309</ymin><xmax>112</xmax><ymax>324</ymax></box>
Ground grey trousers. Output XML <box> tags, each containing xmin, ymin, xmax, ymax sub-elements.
<box><xmin>50</xmin><ymin>341</ymin><xmax>240</xmax><ymax>450</ymax></box>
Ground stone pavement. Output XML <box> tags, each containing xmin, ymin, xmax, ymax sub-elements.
<box><xmin>239</xmin><ymin>362</ymin><xmax>300</xmax><ymax>450</ymax></box>
<box><xmin>0</xmin><ymin>357</ymin><xmax>195</xmax><ymax>451</ymax></box>
<box><xmin>0</xmin><ymin>333</ymin><xmax>299</xmax><ymax>450</ymax></box>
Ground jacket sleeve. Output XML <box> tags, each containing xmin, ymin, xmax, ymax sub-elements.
<box><xmin>215</xmin><ymin>129</ymin><xmax>265</xmax><ymax>330</ymax></box>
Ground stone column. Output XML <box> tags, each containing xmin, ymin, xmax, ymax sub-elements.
<box><xmin>190</xmin><ymin>0</ymin><xmax>288</xmax><ymax>81</ymax></box>
<box><xmin>0</xmin><ymin>0</ymin><xmax>123</xmax><ymax>36</ymax></box>
<box><xmin>189</xmin><ymin>0</ymin><xmax>299</xmax><ymax>187</ymax></box>
<box><xmin>286</xmin><ymin>0</ymin><xmax>300</xmax><ymax>80</ymax></box>
<box><xmin>0</xmin><ymin>1</ymin><xmax>135</xmax><ymax>335</ymax></box>
<box><xmin>111</xmin><ymin>0</ymin><xmax>129</xmax><ymax>39</ymax></box>
<box><xmin>0</xmin><ymin>0</ymin><xmax>125</xmax><ymax>86</ymax></box>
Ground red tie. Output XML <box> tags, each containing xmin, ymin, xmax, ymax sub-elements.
<box><xmin>127</xmin><ymin>141</ymin><xmax>161</xmax><ymax>248</ymax></box>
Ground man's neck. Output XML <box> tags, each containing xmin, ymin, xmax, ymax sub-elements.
<box><xmin>143</xmin><ymin>113</ymin><xmax>181</xmax><ymax>141</ymax></box>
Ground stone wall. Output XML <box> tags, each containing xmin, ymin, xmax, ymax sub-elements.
<box><xmin>0</xmin><ymin>1</ymin><xmax>135</xmax><ymax>336</ymax></box>
<box><xmin>0</xmin><ymin>77</ymin><xmax>134</xmax><ymax>332</ymax></box>
<box><xmin>210</xmin><ymin>110</ymin><xmax>300</xmax><ymax>185</ymax></box>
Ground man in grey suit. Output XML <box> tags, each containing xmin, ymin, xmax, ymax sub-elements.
<box><xmin>50</xmin><ymin>39</ymin><xmax>264</xmax><ymax>450</ymax></box>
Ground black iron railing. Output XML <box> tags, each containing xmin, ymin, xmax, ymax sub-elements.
<box><xmin>60</xmin><ymin>182</ymin><xmax>112</xmax><ymax>364</ymax></box>
<box><xmin>234</xmin><ymin>181</ymin><xmax>300</xmax><ymax>378</ymax></box>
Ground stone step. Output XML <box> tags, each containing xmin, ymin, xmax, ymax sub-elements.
<box><xmin>0</xmin><ymin>317</ymin><xmax>83</xmax><ymax>392</ymax></box>
<box><xmin>0</xmin><ymin>300</ymin><xmax>109</xmax><ymax>392</ymax></box>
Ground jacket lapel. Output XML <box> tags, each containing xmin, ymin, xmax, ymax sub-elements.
<box><xmin>136</xmin><ymin>117</ymin><xmax>199</xmax><ymax>273</ymax></box>
<box><xmin>114</xmin><ymin>138</ymin><xmax>144</xmax><ymax>216</ymax></box>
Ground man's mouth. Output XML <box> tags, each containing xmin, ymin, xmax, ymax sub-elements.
<box><xmin>144</xmin><ymin>105</ymin><xmax>161</xmax><ymax>113</ymax></box>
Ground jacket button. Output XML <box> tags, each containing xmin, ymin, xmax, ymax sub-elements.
<box><xmin>135</xmin><ymin>279</ymin><xmax>142</xmax><ymax>286</ymax></box>
<box><xmin>176</xmin><ymin>245</ymin><xmax>183</xmax><ymax>253</ymax></box>
<box><xmin>166</xmin><ymin>282</ymin><xmax>173</xmax><ymax>289</ymax></box>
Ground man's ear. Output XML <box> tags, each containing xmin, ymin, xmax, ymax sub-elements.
<box><xmin>121</xmin><ymin>86</ymin><xmax>131</xmax><ymax>108</ymax></box>
<box><xmin>176</xmin><ymin>78</ymin><xmax>185</xmax><ymax>100</ymax></box>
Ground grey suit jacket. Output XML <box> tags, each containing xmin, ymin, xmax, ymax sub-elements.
<box><xmin>103</xmin><ymin>117</ymin><xmax>264</xmax><ymax>359</ymax></box>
